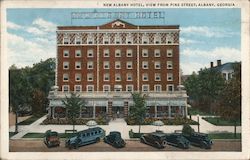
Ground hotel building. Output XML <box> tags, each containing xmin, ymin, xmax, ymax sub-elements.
<box><xmin>48</xmin><ymin>19</ymin><xmax>188</xmax><ymax>119</ymax></box>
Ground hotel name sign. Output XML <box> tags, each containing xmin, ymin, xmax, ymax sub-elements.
<box><xmin>71</xmin><ymin>11</ymin><xmax>165</xmax><ymax>19</ymax></box>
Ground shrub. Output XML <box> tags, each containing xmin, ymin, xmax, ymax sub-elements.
<box><xmin>182</xmin><ymin>124</ymin><xmax>195</xmax><ymax>135</ymax></box>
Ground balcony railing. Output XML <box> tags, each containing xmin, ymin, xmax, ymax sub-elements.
<box><xmin>49</xmin><ymin>90</ymin><xmax>188</xmax><ymax>99</ymax></box>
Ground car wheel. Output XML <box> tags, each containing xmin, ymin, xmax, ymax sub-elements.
<box><xmin>200</xmin><ymin>141</ymin><xmax>207</xmax><ymax>149</ymax></box>
<box><xmin>161</xmin><ymin>140</ymin><xmax>168</xmax><ymax>147</ymax></box>
<box><xmin>155</xmin><ymin>141</ymin><xmax>162</xmax><ymax>149</ymax></box>
<box><xmin>140</xmin><ymin>137</ymin><xmax>145</xmax><ymax>144</ymax></box>
<box><xmin>74</xmin><ymin>143</ymin><xmax>78</xmax><ymax>149</ymax></box>
<box><xmin>96</xmin><ymin>137</ymin><xmax>100</xmax><ymax>142</ymax></box>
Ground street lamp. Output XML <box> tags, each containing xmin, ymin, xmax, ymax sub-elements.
<box><xmin>197</xmin><ymin>114</ymin><xmax>200</xmax><ymax>133</ymax></box>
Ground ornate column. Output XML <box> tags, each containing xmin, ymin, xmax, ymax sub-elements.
<box><xmin>93</xmin><ymin>102</ymin><xmax>96</xmax><ymax>119</ymax></box>
<box><xmin>168</xmin><ymin>106</ymin><xmax>171</xmax><ymax>118</ymax></box>
<box><xmin>108</xmin><ymin>100</ymin><xmax>112</xmax><ymax>118</ymax></box>
<box><xmin>154</xmin><ymin>105</ymin><xmax>157</xmax><ymax>118</ymax></box>
<box><xmin>124</xmin><ymin>101</ymin><xmax>128</xmax><ymax>118</ymax></box>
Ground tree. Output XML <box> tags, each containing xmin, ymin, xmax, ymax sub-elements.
<box><xmin>218</xmin><ymin>63</ymin><xmax>241</xmax><ymax>138</ymax></box>
<box><xmin>62</xmin><ymin>93</ymin><xmax>86</xmax><ymax>132</ymax></box>
<box><xmin>9</xmin><ymin>68</ymin><xmax>32</xmax><ymax>133</ymax></box>
<box><xmin>129</xmin><ymin>92</ymin><xmax>147</xmax><ymax>134</ymax></box>
<box><xmin>184</xmin><ymin>69</ymin><xmax>226</xmax><ymax>114</ymax></box>
<box><xmin>31</xmin><ymin>89</ymin><xmax>47</xmax><ymax>116</ymax></box>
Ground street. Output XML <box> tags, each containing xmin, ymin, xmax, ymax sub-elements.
<box><xmin>9</xmin><ymin>139</ymin><xmax>241</xmax><ymax>152</ymax></box>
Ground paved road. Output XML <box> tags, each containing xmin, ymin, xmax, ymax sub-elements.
<box><xmin>9</xmin><ymin>139</ymin><xmax>241</xmax><ymax>152</ymax></box>
<box><xmin>10</xmin><ymin>115</ymin><xmax>242</xmax><ymax>140</ymax></box>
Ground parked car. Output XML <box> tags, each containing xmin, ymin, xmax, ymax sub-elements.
<box><xmin>44</xmin><ymin>130</ymin><xmax>60</xmax><ymax>148</ymax></box>
<box><xmin>140</xmin><ymin>131</ymin><xmax>168</xmax><ymax>149</ymax></box>
<box><xmin>183</xmin><ymin>132</ymin><xmax>213</xmax><ymax>149</ymax></box>
<box><xmin>165</xmin><ymin>133</ymin><xmax>190</xmax><ymax>149</ymax></box>
<box><xmin>65</xmin><ymin>127</ymin><xmax>105</xmax><ymax>149</ymax></box>
<box><xmin>104</xmin><ymin>131</ymin><xmax>126</xmax><ymax>148</ymax></box>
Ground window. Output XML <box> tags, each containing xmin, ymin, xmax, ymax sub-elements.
<box><xmin>154</xmin><ymin>85</ymin><xmax>162</xmax><ymax>92</ymax></box>
<box><xmin>103</xmin><ymin>49</ymin><xmax>109</xmax><ymax>57</ymax></box>
<box><xmin>142</xmin><ymin>61</ymin><xmax>148</xmax><ymax>69</ymax></box>
<box><xmin>126</xmin><ymin>61</ymin><xmax>133</xmax><ymax>69</ymax></box>
<box><xmin>87</xmin><ymin>61</ymin><xmax>94</xmax><ymax>69</ymax></box>
<box><xmin>115</xmin><ymin>34</ymin><xmax>121</xmax><ymax>44</ymax></box>
<box><xmin>74</xmin><ymin>85</ymin><xmax>82</xmax><ymax>92</ymax></box>
<box><xmin>167</xmin><ymin>84</ymin><xmax>174</xmax><ymax>91</ymax></box>
<box><xmin>155</xmin><ymin>61</ymin><xmax>161</xmax><ymax>69</ymax></box>
<box><xmin>154</xmin><ymin>34</ymin><xmax>161</xmax><ymax>44</ymax></box>
<box><xmin>87</xmin><ymin>85</ymin><xmax>94</xmax><ymax>92</ymax></box>
<box><xmin>166</xmin><ymin>34</ymin><xmax>174</xmax><ymax>44</ymax></box>
<box><xmin>167</xmin><ymin>61</ymin><xmax>173</xmax><ymax>69</ymax></box>
<box><xmin>126</xmin><ymin>85</ymin><xmax>133</xmax><ymax>92</ymax></box>
<box><xmin>103</xmin><ymin>85</ymin><xmax>110</xmax><ymax>92</ymax></box>
<box><xmin>167</xmin><ymin>73</ymin><xmax>173</xmax><ymax>81</ymax></box>
<box><xmin>75</xmin><ymin>73</ymin><xmax>81</xmax><ymax>81</ymax></box>
<box><xmin>115</xmin><ymin>61</ymin><xmax>121</xmax><ymax>69</ymax></box>
<box><xmin>142</xmin><ymin>49</ymin><xmax>148</xmax><ymax>57</ymax></box>
<box><xmin>63</xmin><ymin>62</ymin><xmax>69</xmax><ymax>70</ymax></box>
<box><xmin>104</xmin><ymin>73</ymin><xmax>110</xmax><ymax>81</ymax></box>
<box><xmin>75</xmin><ymin>36</ymin><xmax>81</xmax><ymax>44</ymax></box>
<box><xmin>103</xmin><ymin>34</ymin><xmax>109</xmax><ymax>44</ymax></box>
<box><xmin>63</xmin><ymin>73</ymin><xmax>69</xmax><ymax>82</ymax></box>
<box><xmin>87</xmin><ymin>34</ymin><xmax>94</xmax><ymax>44</ymax></box>
<box><xmin>75</xmin><ymin>50</ymin><xmax>81</xmax><ymax>57</ymax></box>
<box><xmin>126</xmin><ymin>49</ymin><xmax>133</xmax><ymax>57</ymax></box>
<box><xmin>87</xmin><ymin>73</ymin><xmax>93</xmax><ymax>81</ymax></box>
<box><xmin>63</xmin><ymin>50</ymin><xmax>69</xmax><ymax>57</ymax></box>
<box><xmin>62</xmin><ymin>85</ymin><xmax>69</xmax><ymax>92</ymax></box>
<box><xmin>167</xmin><ymin>49</ymin><xmax>173</xmax><ymax>57</ymax></box>
<box><xmin>154</xmin><ymin>49</ymin><xmax>161</xmax><ymax>57</ymax></box>
<box><xmin>75</xmin><ymin>62</ymin><xmax>81</xmax><ymax>69</ymax></box>
<box><xmin>115</xmin><ymin>73</ymin><xmax>121</xmax><ymax>81</ymax></box>
<box><xmin>142</xmin><ymin>73</ymin><xmax>148</xmax><ymax>81</ymax></box>
<box><xmin>142</xmin><ymin>35</ymin><xmax>149</xmax><ymax>44</ymax></box>
<box><xmin>63</xmin><ymin>37</ymin><xmax>69</xmax><ymax>44</ymax></box>
<box><xmin>115</xmin><ymin>49</ymin><xmax>121</xmax><ymax>57</ymax></box>
<box><xmin>142</xmin><ymin>85</ymin><xmax>149</xmax><ymax>92</ymax></box>
<box><xmin>103</xmin><ymin>61</ymin><xmax>110</xmax><ymax>69</ymax></box>
<box><xmin>126</xmin><ymin>34</ymin><xmax>133</xmax><ymax>44</ymax></box>
<box><xmin>127</xmin><ymin>73</ymin><xmax>133</xmax><ymax>81</ymax></box>
<box><xmin>114</xmin><ymin>85</ymin><xmax>122</xmax><ymax>92</ymax></box>
<box><xmin>155</xmin><ymin>73</ymin><xmax>161</xmax><ymax>81</ymax></box>
<box><xmin>87</xmin><ymin>49</ymin><xmax>94</xmax><ymax>57</ymax></box>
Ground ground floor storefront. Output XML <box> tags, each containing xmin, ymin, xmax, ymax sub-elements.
<box><xmin>48</xmin><ymin>91</ymin><xmax>188</xmax><ymax>120</ymax></box>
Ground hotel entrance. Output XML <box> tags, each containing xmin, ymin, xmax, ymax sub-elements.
<box><xmin>112</xmin><ymin>106</ymin><xmax>124</xmax><ymax>118</ymax></box>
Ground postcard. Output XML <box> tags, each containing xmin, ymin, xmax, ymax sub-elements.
<box><xmin>1</xmin><ymin>0</ymin><xmax>249</xmax><ymax>159</ymax></box>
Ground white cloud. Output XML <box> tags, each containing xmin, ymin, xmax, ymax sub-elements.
<box><xmin>32</xmin><ymin>18</ymin><xmax>57</xmax><ymax>32</ymax></box>
<box><xmin>7</xmin><ymin>21</ymin><xmax>23</xmax><ymax>30</ymax></box>
<box><xmin>181</xmin><ymin>26</ymin><xmax>237</xmax><ymax>38</ymax></box>
<box><xmin>181</xmin><ymin>47</ymin><xmax>241</xmax><ymax>75</ymax></box>
<box><xmin>7</xmin><ymin>33</ymin><xmax>55</xmax><ymax>68</ymax></box>
<box><xmin>180</xmin><ymin>38</ymin><xmax>202</xmax><ymax>45</ymax></box>
<box><xmin>26</xmin><ymin>27</ymin><xmax>46</xmax><ymax>35</ymax></box>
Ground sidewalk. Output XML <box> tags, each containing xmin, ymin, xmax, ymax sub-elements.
<box><xmin>9</xmin><ymin>115</ymin><xmax>242</xmax><ymax>140</ymax></box>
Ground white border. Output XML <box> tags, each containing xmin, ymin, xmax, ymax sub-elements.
<box><xmin>1</xmin><ymin>0</ymin><xmax>249</xmax><ymax>160</ymax></box>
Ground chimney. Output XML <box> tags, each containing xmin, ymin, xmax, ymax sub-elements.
<box><xmin>210</xmin><ymin>62</ymin><xmax>213</xmax><ymax>68</ymax></box>
<box><xmin>217</xmin><ymin>60</ymin><xmax>221</xmax><ymax>66</ymax></box>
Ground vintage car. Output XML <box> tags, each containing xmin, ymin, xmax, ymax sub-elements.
<box><xmin>183</xmin><ymin>132</ymin><xmax>213</xmax><ymax>149</ymax></box>
<box><xmin>103</xmin><ymin>131</ymin><xmax>126</xmax><ymax>148</ymax></box>
<box><xmin>165</xmin><ymin>133</ymin><xmax>190</xmax><ymax>149</ymax></box>
<box><xmin>140</xmin><ymin>131</ymin><xmax>168</xmax><ymax>149</ymax></box>
<box><xmin>44</xmin><ymin>130</ymin><xmax>60</xmax><ymax>148</ymax></box>
<box><xmin>65</xmin><ymin>127</ymin><xmax>105</xmax><ymax>149</ymax></box>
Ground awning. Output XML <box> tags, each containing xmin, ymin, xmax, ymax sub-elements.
<box><xmin>146</xmin><ymin>100</ymin><xmax>186</xmax><ymax>106</ymax></box>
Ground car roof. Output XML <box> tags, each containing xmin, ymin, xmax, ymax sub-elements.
<box><xmin>110</xmin><ymin>131</ymin><xmax>121</xmax><ymax>135</ymax></box>
<box><xmin>151</xmin><ymin>132</ymin><xmax>166</xmax><ymax>137</ymax></box>
<box><xmin>78</xmin><ymin>127</ymin><xmax>103</xmax><ymax>134</ymax></box>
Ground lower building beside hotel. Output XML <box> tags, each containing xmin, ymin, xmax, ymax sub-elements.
<box><xmin>48</xmin><ymin>19</ymin><xmax>188</xmax><ymax>119</ymax></box>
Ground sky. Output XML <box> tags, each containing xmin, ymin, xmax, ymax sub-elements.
<box><xmin>6</xmin><ymin>8</ymin><xmax>241</xmax><ymax>75</ymax></box>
